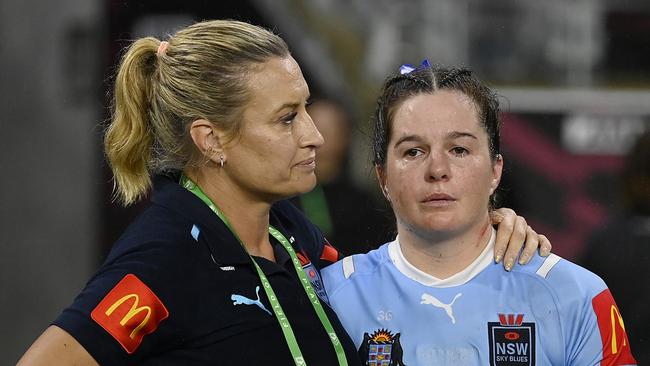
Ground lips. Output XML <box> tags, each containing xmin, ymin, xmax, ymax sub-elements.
<box><xmin>296</xmin><ymin>157</ymin><xmax>316</xmax><ymax>167</ymax></box>
<box><xmin>421</xmin><ymin>192</ymin><xmax>456</xmax><ymax>206</ymax></box>
<box><xmin>422</xmin><ymin>193</ymin><xmax>455</xmax><ymax>202</ymax></box>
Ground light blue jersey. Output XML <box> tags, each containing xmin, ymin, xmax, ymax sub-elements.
<box><xmin>322</xmin><ymin>229</ymin><xmax>637</xmax><ymax>366</ymax></box>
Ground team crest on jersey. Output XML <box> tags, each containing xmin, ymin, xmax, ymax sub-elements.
<box><xmin>358</xmin><ymin>329</ymin><xmax>406</xmax><ymax>366</ymax></box>
<box><xmin>296</xmin><ymin>250</ymin><xmax>329</xmax><ymax>303</ymax></box>
<box><xmin>487</xmin><ymin>314</ymin><xmax>535</xmax><ymax>366</ymax></box>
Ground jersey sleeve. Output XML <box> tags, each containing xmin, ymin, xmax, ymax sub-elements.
<box><xmin>544</xmin><ymin>258</ymin><xmax>637</xmax><ymax>365</ymax></box>
<box><xmin>321</xmin><ymin>257</ymin><xmax>347</xmax><ymax>297</ymax></box>
<box><xmin>589</xmin><ymin>288</ymin><xmax>638</xmax><ymax>365</ymax></box>
<box><xmin>53</xmin><ymin>240</ymin><xmax>191</xmax><ymax>365</ymax></box>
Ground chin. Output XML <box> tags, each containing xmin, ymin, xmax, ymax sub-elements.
<box><xmin>415</xmin><ymin>215</ymin><xmax>465</xmax><ymax>234</ymax></box>
<box><xmin>278</xmin><ymin>177</ymin><xmax>317</xmax><ymax>199</ymax></box>
<box><xmin>302</xmin><ymin>175</ymin><xmax>318</xmax><ymax>191</ymax></box>
<box><xmin>423</xmin><ymin>210</ymin><xmax>458</xmax><ymax>225</ymax></box>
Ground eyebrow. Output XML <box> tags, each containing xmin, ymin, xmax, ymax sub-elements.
<box><xmin>393</xmin><ymin>134</ymin><xmax>423</xmax><ymax>147</ymax></box>
<box><xmin>393</xmin><ymin>131</ymin><xmax>478</xmax><ymax>147</ymax></box>
<box><xmin>448</xmin><ymin>131</ymin><xmax>478</xmax><ymax>140</ymax></box>
<box><xmin>272</xmin><ymin>94</ymin><xmax>311</xmax><ymax>114</ymax></box>
<box><xmin>273</xmin><ymin>102</ymin><xmax>301</xmax><ymax>114</ymax></box>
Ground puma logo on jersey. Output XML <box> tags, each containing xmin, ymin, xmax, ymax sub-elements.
<box><xmin>421</xmin><ymin>293</ymin><xmax>462</xmax><ymax>324</ymax></box>
<box><xmin>231</xmin><ymin>286</ymin><xmax>271</xmax><ymax>315</ymax></box>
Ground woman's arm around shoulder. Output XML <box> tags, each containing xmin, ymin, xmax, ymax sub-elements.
<box><xmin>491</xmin><ymin>207</ymin><xmax>552</xmax><ymax>270</ymax></box>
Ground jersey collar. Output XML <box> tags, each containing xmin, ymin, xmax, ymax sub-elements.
<box><xmin>150</xmin><ymin>174</ymin><xmax>296</xmax><ymax>268</ymax></box>
<box><xmin>388</xmin><ymin>227</ymin><xmax>496</xmax><ymax>288</ymax></box>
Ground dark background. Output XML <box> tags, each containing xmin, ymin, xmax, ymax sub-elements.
<box><xmin>1</xmin><ymin>0</ymin><xmax>648</xmax><ymax>363</ymax></box>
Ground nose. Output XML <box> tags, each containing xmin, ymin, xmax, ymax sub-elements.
<box><xmin>426</xmin><ymin>151</ymin><xmax>451</xmax><ymax>181</ymax></box>
<box><xmin>300</xmin><ymin>112</ymin><xmax>325</xmax><ymax>148</ymax></box>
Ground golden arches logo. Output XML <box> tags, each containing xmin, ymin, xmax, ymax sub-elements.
<box><xmin>105</xmin><ymin>294</ymin><xmax>152</xmax><ymax>340</ymax></box>
<box><xmin>609</xmin><ymin>305</ymin><xmax>627</xmax><ymax>354</ymax></box>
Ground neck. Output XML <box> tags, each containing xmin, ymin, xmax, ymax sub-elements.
<box><xmin>397</xmin><ymin>216</ymin><xmax>492</xmax><ymax>279</ymax></box>
<box><xmin>185</xmin><ymin>168</ymin><xmax>276</xmax><ymax>262</ymax></box>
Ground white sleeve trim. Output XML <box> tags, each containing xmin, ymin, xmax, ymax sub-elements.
<box><xmin>342</xmin><ymin>256</ymin><xmax>355</xmax><ymax>279</ymax></box>
<box><xmin>536</xmin><ymin>253</ymin><xmax>562</xmax><ymax>278</ymax></box>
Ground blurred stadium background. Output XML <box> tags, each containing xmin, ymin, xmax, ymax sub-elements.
<box><xmin>1</xmin><ymin>0</ymin><xmax>649</xmax><ymax>363</ymax></box>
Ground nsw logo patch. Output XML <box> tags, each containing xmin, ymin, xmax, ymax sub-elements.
<box><xmin>91</xmin><ymin>274</ymin><xmax>169</xmax><ymax>354</ymax></box>
<box><xmin>296</xmin><ymin>250</ymin><xmax>329</xmax><ymax>303</ymax></box>
<box><xmin>487</xmin><ymin>313</ymin><xmax>535</xmax><ymax>366</ymax></box>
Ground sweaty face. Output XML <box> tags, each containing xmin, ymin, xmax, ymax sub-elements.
<box><xmin>222</xmin><ymin>56</ymin><xmax>323</xmax><ymax>202</ymax></box>
<box><xmin>382</xmin><ymin>90</ymin><xmax>502</xmax><ymax>239</ymax></box>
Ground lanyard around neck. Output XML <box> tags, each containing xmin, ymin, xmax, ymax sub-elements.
<box><xmin>180</xmin><ymin>175</ymin><xmax>348</xmax><ymax>366</ymax></box>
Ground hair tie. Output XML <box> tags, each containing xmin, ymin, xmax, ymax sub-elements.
<box><xmin>399</xmin><ymin>59</ymin><xmax>431</xmax><ymax>75</ymax></box>
<box><xmin>157</xmin><ymin>41</ymin><xmax>169</xmax><ymax>57</ymax></box>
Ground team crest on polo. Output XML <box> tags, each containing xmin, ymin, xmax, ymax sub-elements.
<box><xmin>488</xmin><ymin>313</ymin><xmax>535</xmax><ymax>366</ymax></box>
<box><xmin>358</xmin><ymin>329</ymin><xmax>406</xmax><ymax>366</ymax></box>
<box><xmin>296</xmin><ymin>250</ymin><xmax>329</xmax><ymax>303</ymax></box>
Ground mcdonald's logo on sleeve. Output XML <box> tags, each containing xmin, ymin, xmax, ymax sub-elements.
<box><xmin>591</xmin><ymin>289</ymin><xmax>637</xmax><ymax>365</ymax></box>
<box><xmin>91</xmin><ymin>274</ymin><xmax>169</xmax><ymax>354</ymax></box>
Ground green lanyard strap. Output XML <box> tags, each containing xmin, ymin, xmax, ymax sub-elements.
<box><xmin>180</xmin><ymin>176</ymin><xmax>347</xmax><ymax>366</ymax></box>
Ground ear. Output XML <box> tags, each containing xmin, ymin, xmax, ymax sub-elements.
<box><xmin>375</xmin><ymin>164</ymin><xmax>390</xmax><ymax>201</ymax></box>
<box><xmin>489</xmin><ymin>154</ymin><xmax>504</xmax><ymax>195</ymax></box>
<box><xmin>189</xmin><ymin>119</ymin><xmax>226</xmax><ymax>162</ymax></box>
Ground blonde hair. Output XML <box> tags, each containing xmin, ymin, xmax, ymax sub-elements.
<box><xmin>104</xmin><ymin>20</ymin><xmax>289</xmax><ymax>205</ymax></box>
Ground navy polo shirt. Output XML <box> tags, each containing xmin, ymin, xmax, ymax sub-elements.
<box><xmin>54</xmin><ymin>174</ymin><xmax>361</xmax><ymax>365</ymax></box>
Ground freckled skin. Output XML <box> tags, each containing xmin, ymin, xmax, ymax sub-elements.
<box><xmin>382</xmin><ymin>90</ymin><xmax>502</xmax><ymax>242</ymax></box>
<box><xmin>222</xmin><ymin>56</ymin><xmax>324</xmax><ymax>203</ymax></box>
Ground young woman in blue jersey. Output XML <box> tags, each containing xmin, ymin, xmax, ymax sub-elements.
<box><xmin>19</xmin><ymin>21</ymin><xmax>549</xmax><ymax>365</ymax></box>
<box><xmin>322</xmin><ymin>64</ymin><xmax>637</xmax><ymax>365</ymax></box>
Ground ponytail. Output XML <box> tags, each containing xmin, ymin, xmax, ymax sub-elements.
<box><xmin>105</xmin><ymin>37</ymin><xmax>158</xmax><ymax>205</ymax></box>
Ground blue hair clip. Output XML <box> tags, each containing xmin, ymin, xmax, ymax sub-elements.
<box><xmin>399</xmin><ymin>59</ymin><xmax>431</xmax><ymax>75</ymax></box>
